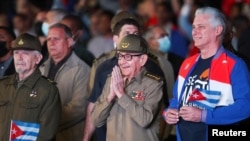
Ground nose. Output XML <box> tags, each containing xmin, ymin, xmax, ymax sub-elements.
<box><xmin>192</xmin><ymin>28</ymin><xmax>200</xmax><ymax>38</ymax></box>
<box><xmin>118</xmin><ymin>57</ymin><xmax>126</xmax><ymax>66</ymax></box>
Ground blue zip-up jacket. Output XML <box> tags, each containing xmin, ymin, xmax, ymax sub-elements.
<box><xmin>167</xmin><ymin>47</ymin><xmax>250</xmax><ymax>141</ymax></box>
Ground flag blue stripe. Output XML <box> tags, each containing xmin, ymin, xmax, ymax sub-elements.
<box><xmin>11</xmin><ymin>120</ymin><xmax>40</xmax><ymax>141</ymax></box>
<box><xmin>206</xmin><ymin>98</ymin><xmax>220</xmax><ymax>103</ymax></box>
<box><xmin>23</xmin><ymin>131</ymin><xmax>39</xmax><ymax>136</ymax></box>
<box><xmin>14</xmin><ymin>120</ymin><xmax>40</xmax><ymax>128</ymax></box>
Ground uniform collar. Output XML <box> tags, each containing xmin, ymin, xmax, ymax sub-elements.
<box><xmin>129</xmin><ymin>67</ymin><xmax>146</xmax><ymax>84</ymax></box>
<box><xmin>6</xmin><ymin>69</ymin><xmax>41</xmax><ymax>89</ymax></box>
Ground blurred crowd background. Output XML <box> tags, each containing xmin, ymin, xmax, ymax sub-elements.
<box><xmin>1</xmin><ymin>0</ymin><xmax>250</xmax><ymax>65</ymax></box>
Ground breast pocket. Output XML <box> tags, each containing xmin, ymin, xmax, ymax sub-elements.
<box><xmin>19</xmin><ymin>102</ymin><xmax>40</xmax><ymax>120</ymax></box>
<box><xmin>0</xmin><ymin>101</ymin><xmax>9</xmax><ymax>122</ymax></box>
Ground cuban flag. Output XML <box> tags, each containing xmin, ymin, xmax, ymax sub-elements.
<box><xmin>9</xmin><ymin>120</ymin><xmax>40</xmax><ymax>141</ymax></box>
<box><xmin>188</xmin><ymin>88</ymin><xmax>221</xmax><ymax>110</ymax></box>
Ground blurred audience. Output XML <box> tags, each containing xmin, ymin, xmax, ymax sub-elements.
<box><xmin>61</xmin><ymin>14</ymin><xmax>95</xmax><ymax>66</ymax></box>
<box><xmin>87</xmin><ymin>9</ymin><xmax>114</xmax><ymax>58</ymax></box>
<box><xmin>0</xmin><ymin>26</ymin><xmax>16</xmax><ymax>78</ymax></box>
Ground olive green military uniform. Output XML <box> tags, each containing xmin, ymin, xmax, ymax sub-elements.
<box><xmin>0</xmin><ymin>70</ymin><xmax>61</xmax><ymax>141</ymax></box>
<box><xmin>0</xmin><ymin>33</ymin><xmax>61</xmax><ymax>141</ymax></box>
<box><xmin>87</xmin><ymin>11</ymin><xmax>140</xmax><ymax>95</ymax></box>
<box><xmin>92</xmin><ymin>68</ymin><xmax>163</xmax><ymax>141</ymax></box>
<box><xmin>92</xmin><ymin>35</ymin><xmax>164</xmax><ymax>141</ymax></box>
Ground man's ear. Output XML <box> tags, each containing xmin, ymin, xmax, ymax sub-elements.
<box><xmin>140</xmin><ymin>54</ymin><xmax>148</xmax><ymax>66</ymax></box>
<box><xmin>36</xmin><ymin>53</ymin><xmax>43</xmax><ymax>65</ymax></box>
<box><xmin>215</xmin><ymin>25</ymin><xmax>223</xmax><ymax>36</ymax></box>
<box><xmin>67</xmin><ymin>37</ymin><xmax>74</xmax><ymax>47</ymax></box>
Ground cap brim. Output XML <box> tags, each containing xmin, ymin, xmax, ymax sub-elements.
<box><xmin>11</xmin><ymin>47</ymin><xmax>40</xmax><ymax>51</ymax></box>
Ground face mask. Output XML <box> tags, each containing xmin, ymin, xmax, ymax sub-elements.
<box><xmin>42</xmin><ymin>22</ymin><xmax>50</xmax><ymax>36</ymax></box>
<box><xmin>0</xmin><ymin>41</ymin><xmax>9</xmax><ymax>57</ymax></box>
<box><xmin>158</xmin><ymin>36</ymin><xmax>171</xmax><ymax>53</ymax></box>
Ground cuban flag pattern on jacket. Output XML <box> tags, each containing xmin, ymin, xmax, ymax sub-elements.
<box><xmin>188</xmin><ymin>88</ymin><xmax>221</xmax><ymax>110</ymax></box>
<box><xmin>177</xmin><ymin>47</ymin><xmax>235</xmax><ymax>109</ymax></box>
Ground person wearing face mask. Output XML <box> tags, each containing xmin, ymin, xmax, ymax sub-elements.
<box><xmin>42</xmin><ymin>9</ymin><xmax>69</xmax><ymax>37</ymax></box>
<box><xmin>39</xmin><ymin>9</ymin><xmax>69</xmax><ymax>63</ymax></box>
<box><xmin>144</xmin><ymin>25</ymin><xmax>176</xmax><ymax>140</ymax></box>
<box><xmin>0</xmin><ymin>26</ymin><xmax>16</xmax><ymax>78</ymax></box>
<box><xmin>145</xmin><ymin>25</ymin><xmax>185</xmax><ymax>80</ymax></box>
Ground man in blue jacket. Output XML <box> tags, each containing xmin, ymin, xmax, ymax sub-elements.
<box><xmin>163</xmin><ymin>6</ymin><xmax>250</xmax><ymax>141</ymax></box>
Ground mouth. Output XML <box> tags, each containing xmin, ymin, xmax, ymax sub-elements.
<box><xmin>15</xmin><ymin>62</ymin><xmax>26</xmax><ymax>66</ymax></box>
<box><xmin>120</xmin><ymin>65</ymin><xmax>130</xmax><ymax>70</ymax></box>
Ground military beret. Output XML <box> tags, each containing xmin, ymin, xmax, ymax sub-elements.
<box><xmin>12</xmin><ymin>33</ymin><xmax>42</xmax><ymax>52</ymax></box>
<box><xmin>117</xmin><ymin>34</ymin><xmax>148</xmax><ymax>54</ymax></box>
<box><xmin>110</xmin><ymin>11</ymin><xmax>138</xmax><ymax>32</ymax></box>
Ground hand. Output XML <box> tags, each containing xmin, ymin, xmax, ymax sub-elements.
<box><xmin>111</xmin><ymin>66</ymin><xmax>125</xmax><ymax>98</ymax></box>
<box><xmin>163</xmin><ymin>108</ymin><xmax>179</xmax><ymax>124</ymax></box>
<box><xmin>179</xmin><ymin>106</ymin><xmax>202</xmax><ymax>122</ymax></box>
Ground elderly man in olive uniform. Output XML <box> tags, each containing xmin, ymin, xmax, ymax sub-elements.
<box><xmin>92</xmin><ymin>34</ymin><xmax>163</xmax><ymax>141</ymax></box>
<box><xmin>0</xmin><ymin>33</ymin><xmax>61</xmax><ymax>141</ymax></box>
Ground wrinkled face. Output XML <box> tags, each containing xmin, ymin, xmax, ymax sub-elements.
<box><xmin>192</xmin><ymin>14</ymin><xmax>217</xmax><ymax>49</ymax></box>
<box><xmin>13</xmin><ymin>50</ymin><xmax>41</xmax><ymax>75</ymax></box>
<box><xmin>47</xmin><ymin>27</ymin><xmax>71</xmax><ymax>61</ymax></box>
<box><xmin>114</xmin><ymin>24</ymin><xmax>139</xmax><ymax>46</ymax></box>
<box><xmin>117</xmin><ymin>52</ymin><xmax>146</xmax><ymax>79</ymax></box>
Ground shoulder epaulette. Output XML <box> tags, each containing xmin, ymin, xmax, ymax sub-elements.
<box><xmin>147</xmin><ymin>53</ymin><xmax>158</xmax><ymax>60</ymax></box>
<box><xmin>41</xmin><ymin>76</ymin><xmax>57</xmax><ymax>85</ymax></box>
<box><xmin>97</xmin><ymin>53</ymin><xmax>107</xmax><ymax>60</ymax></box>
<box><xmin>145</xmin><ymin>72</ymin><xmax>162</xmax><ymax>81</ymax></box>
<box><xmin>147</xmin><ymin>52</ymin><xmax>160</xmax><ymax>65</ymax></box>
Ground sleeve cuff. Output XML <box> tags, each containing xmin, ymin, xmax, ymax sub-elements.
<box><xmin>118</xmin><ymin>94</ymin><xmax>132</xmax><ymax>109</ymax></box>
<box><xmin>201</xmin><ymin>109</ymin><xmax>207</xmax><ymax>122</ymax></box>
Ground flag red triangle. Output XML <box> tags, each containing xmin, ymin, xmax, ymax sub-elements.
<box><xmin>10</xmin><ymin>122</ymin><xmax>24</xmax><ymax>140</ymax></box>
<box><xmin>188</xmin><ymin>89</ymin><xmax>206</xmax><ymax>101</ymax></box>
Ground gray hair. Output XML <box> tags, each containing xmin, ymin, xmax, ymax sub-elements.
<box><xmin>33</xmin><ymin>50</ymin><xmax>42</xmax><ymax>56</ymax></box>
<box><xmin>33</xmin><ymin>50</ymin><xmax>43</xmax><ymax>67</ymax></box>
<box><xmin>49</xmin><ymin>8</ymin><xmax>69</xmax><ymax>23</ymax></box>
<box><xmin>49</xmin><ymin>23</ymin><xmax>72</xmax><ymax>38</ymax></box>
<box><xmin>195</xmin><ymin>7</ymin><xmax>227</xmax><ymax>39</ymax></box>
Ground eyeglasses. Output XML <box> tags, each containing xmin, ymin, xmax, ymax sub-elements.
<box><xmin>116</xmin><ymin>53</ymin><xmax>142</xmax><ymax>61</ymax></box>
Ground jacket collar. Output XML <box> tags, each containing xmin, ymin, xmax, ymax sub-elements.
<box><xmin>6</xmin><ymin>69</ymin><xmax>41</xmax><ymax>89</ymax></box>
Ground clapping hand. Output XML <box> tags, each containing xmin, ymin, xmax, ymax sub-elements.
<box><xmin>111</xmin><ymin>65</ymin><xmax>125</xmax><ymax>98</ymax></box>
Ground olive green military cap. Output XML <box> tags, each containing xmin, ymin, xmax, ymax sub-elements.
<box><xmin>117</xmin><ymin>34</ymin><xmax>148</xmax><ymax>54</ymax></box>
<box><xmin>110</xmin><ymin>11</ymin><xmax>138</xmax><ymax>32</ymax></box>
<box><xmin>12</xmin><ymin>33</ymin><xmax>42</xmax><ymax>52</ymax></box>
